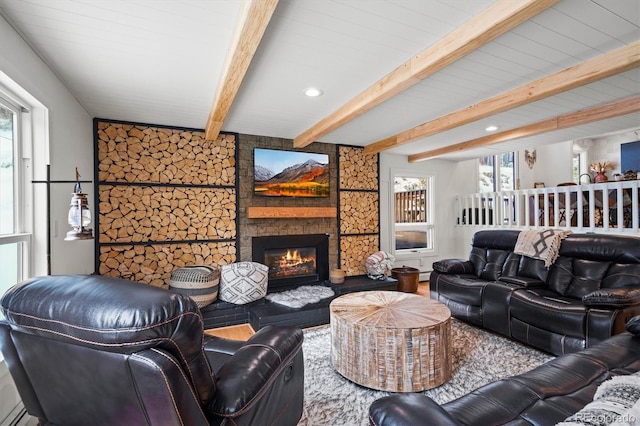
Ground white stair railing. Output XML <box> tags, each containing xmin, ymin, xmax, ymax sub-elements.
<box><xmin>455</xmin><ymin>181</ymin><xmax>640</xmax><ymax>235</ymax></box>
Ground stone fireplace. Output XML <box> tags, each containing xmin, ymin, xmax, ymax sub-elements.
<box><xmin>252</xmin><ymin>234</ymin><xmax>329</xmax><ymax>292</ymax></box>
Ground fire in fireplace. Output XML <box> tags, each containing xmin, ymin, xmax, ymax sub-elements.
<box><xmin>266</xmin><ymin>247</ymin><xmax>316</xmax><ymax>279</ymax></box>
<box><xmin>252</xmin><ymin>234</ymin><xmax>329</xmax><ymax>292</ymax></box>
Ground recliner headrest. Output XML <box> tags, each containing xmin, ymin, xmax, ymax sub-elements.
<box><xmin>472</xmin><ymin>230</ymin><xmax>521</xmax><ymax>250</ymax></box>
<box><xmin>1</xmin><ymin>275</ymin><xmax>202</xmax><ymax>354</ymax></box>
<box><xmin>559</xmin><ymin>234</ymin><xmax>640</xmax><ymax>263</ymax></box>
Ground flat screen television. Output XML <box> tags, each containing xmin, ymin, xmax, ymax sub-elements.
<box><xmin>254</xmin><ymin>148</ymin><xmax>329</xmax><ymax>197</ymax></box>
<box><xmin>621</xmin><ymin>141</ymin><xmax>640</xmax><ymax>172</ymax></box>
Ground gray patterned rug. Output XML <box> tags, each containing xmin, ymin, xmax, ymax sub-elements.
<box><xmin>298</xmin><ymin>319</ymin><xmax>554</xmax><ymax>426</ymax></box>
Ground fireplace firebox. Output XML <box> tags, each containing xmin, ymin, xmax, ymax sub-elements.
<box><xmin>252</xmin><ymin>234</ymin><xmax>329</xmax><ymax>292</ymax></box>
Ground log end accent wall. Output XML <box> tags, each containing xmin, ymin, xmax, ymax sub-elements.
<box><xmin>338</xmin><ymin>146</ymin><xmax>380</xmax><ymax>276</ymax></box>
<box><xmin>96</xmin><ymin>120</ymin><xmax>237</xmax><ymax>287</ymax></box>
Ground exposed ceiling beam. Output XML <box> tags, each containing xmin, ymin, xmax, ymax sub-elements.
<box><xmin>364</xmin><ymin>40</ymin><xmax>640</xmax><ymax>155</ymax></box>
<box><xmin>205</xmin><ymin>0</ymin><xmax>279</xmax><ymax>141</ymax></box>
<box><xmin>292</xmin><ymin>0</ymin><xmax>558</xmax><ymax>148</ymax></box>
<box><xmin>408</xmin><ymin>95</ymin><xmax>640</xmax><ymax>162</ymax></box>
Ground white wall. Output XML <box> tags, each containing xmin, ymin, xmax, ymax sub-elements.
<box><xmin>588</xmin><ymin>130</ymin><xmax>640</xmax><ymax>177</ymax></box>
<box><xmin>517</xmin><ymin>141</ymin><xmax>573</xmax><ymax>189</ymax></box>
<box><xmin>0</xmin><ymin>15</ymin><xmax>94</xmax><ymax>276</ymax></box>
<box><xmin>536</xmin><ymin>141</ymin><xmax>574</xmax><ymax>186</ymax></box>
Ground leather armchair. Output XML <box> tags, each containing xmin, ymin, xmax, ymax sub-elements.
<box><xmin>0</xmin><ymin>275</ymin><xmax>304</xmax><ymax>426</ymax></box>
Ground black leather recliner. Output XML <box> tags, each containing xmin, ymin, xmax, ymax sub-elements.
<box><xmin>0</xmin><ymin>275</ymin><xmax>304</xmax><ymax>426</ymax></box>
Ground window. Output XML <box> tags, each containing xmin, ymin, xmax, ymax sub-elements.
<box><xmin>478</xmin><ymin>152</ymin><xmax>516</xmax><ymax>192</ymax></box>
<box><xmin>393</xmin><ymin>175</ymin><xmax>434</xmax><ymax>252</ymax></box>
<box><xmin>572</xmin><ymin>145</ymin><xmax>588</xmax><ymax>183</ymax></box>
<box><xmin>0</xmin><ymin>96</ymin><xmax>30</xmax><ymax>320</ymax></box>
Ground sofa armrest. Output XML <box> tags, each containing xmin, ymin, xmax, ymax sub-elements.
<box><xmin>203</xmin><ymin>335</ymin><xmax>246</xmax><ymax>372</ymax></box>
<box><xmin>203</xmin><ymin>335</ymin><xmax>245</xmax><ymax>355</ymax></box>
<box><xmin>369</xmin><ymin>394</ymin><xmax>460</xmax><ymax>426</ymax></box>
<box><xmin>433</xmin><ymin>259</ymin><xmax>474</xmax><ymax>275</ymax></box>
<box><xmin>498</xmin><ymin>276</ymin><xmax>546</xmax><ymax>288</ymax></box>
<box><xmin>206</xmin><ymin>325</ymin><xmax>303</xmax><ymax>417</ymax></box>
<box><xmin>583</xmin><ymin>288</ymin><xmax>640</xmax><ymax>308</ymax></box>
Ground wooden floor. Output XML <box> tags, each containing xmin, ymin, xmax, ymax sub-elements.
<box><xmin>205</xmin><ymin>281</ymin><xmax>431</xmax><ymax>341</ymax></box>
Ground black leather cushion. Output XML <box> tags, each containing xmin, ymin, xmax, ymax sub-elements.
<box><xmin>1</xmin><ymin>275</ymin><xmax>217</xmax><ymax>405</ymax></box>
<box><xmin>432</xmin><ymin>259</ymin><xmax>474</xmax><ymax>274</ymax></box>
<box><xmin>544</xmin><ymin>234</ymin><xmax>640</xmax><ymax>298</ymax></box>
<box><xmin>468</xmin><ymin>230</ymin><xmax>520</xmax><ymax>281</ymax></box>
<box><xmin>470</xmin><ymin>247</ymin><xmax>510</xmax><ymax>281</ymax></box>
<box><xmin>510</xmin><ymin>288</ymin><xmax>587</xmax><ymax>338</ymax></box>
<box><xmin>502</xmin><ymin>252</ymin><xmax>548</xmax><ymax>282</ymax></box>
<box><xmin>546</xmin><ymin>257</ymin><xmax>610</xmax><ymax>298</ymax></box>
<box><xmin>511</xmin><ymin>317</ymin><xmax>585</xmax><ymax>355</ymax></box>
<box><xmin>603</xmin><ymin>263</ymin><xmax>640</xmax><ymax>288</ymax></box>
<box><xmin>471</xmin><ymin>229</ymin><xmax>521</xmax><ymax>250</ymax></box>
<box><xmin>433</xmin><ymin>275</ymin><xmax>487</xmax><ymax>307</ymax></box>
<box><xmin>559</xmin><ymin>234</ymin><xmax>640</xmax><ymax>263</ymax></box>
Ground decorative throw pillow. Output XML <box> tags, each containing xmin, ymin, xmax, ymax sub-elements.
<box><xmin>557</xmin><ymin>372</ymin><xmax>640</xmax><ymax>426</ymax></box>
<box><xmin>219</xmin><ymin>262</ymin><xmax>269</xmax><ymax>305</ymax></box>
<box><xmin>169</xmin><ymin>265</ymin><xmax>220</xmax><ymax>308</ymax></box>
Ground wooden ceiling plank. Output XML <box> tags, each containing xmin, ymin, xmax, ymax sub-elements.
<box><xmin>410</xmin><ymin>0</ymin><xmax>558</xmax><ymax>79</ymax></box>
<box><xmin>367</xmin><ymin>40</ymin><xmax>640</xmax><ymax>155</ymax></box>
<box><xmin>293</xmin><ymin>0</ymin><xmax>558</xmax><ymax>148</ymax></box>
<box><xmin>408</xmin><ymin>95</ymin><xmax>640</xmax><ymax>162</ymax></box>
<box><xmin>205</xmin><ymin>0</ymin><xmax>279</xmax><ymax>141</ymax></box>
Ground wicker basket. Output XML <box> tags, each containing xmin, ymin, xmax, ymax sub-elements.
<box><xmin>169</xmin><ymin>265</ymin><xmax>220</xmax><ymax>308</ymax></box>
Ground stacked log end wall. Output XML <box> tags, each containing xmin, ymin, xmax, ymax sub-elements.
<box><xmin>338</xmin><ymin>146</ymin><xmax>379</xmax><ymax>276</ymax></box>
<box><xmin>96</xmin><ymin>120</ymin><xmax>237</xmax><ymax>287</ymax></box>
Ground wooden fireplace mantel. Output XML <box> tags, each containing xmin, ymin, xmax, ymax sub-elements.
<box><xmin>247</xmin><ymin>206</ymin><xmax>336</xmax><ymax>219</ymax></box>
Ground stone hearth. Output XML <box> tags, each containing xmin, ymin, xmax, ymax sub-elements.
<box><xmin>200</xmin><ymin>276</ymin><xmax>397</xmax><ymax>330</ymax></box>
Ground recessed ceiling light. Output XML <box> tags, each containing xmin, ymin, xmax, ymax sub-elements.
<box><xmin>303</xmin><ymin>87</ymin><xmax>323</xmax><ymax>97</ymax></box>
<box><xmin>485</xmin><ymin>125</ymin><xmax>499</xmax><ymax>132</ymax></box>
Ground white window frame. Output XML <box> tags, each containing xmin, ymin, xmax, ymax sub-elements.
<box><xmin>0</xmin><ymin>94</ymin><xmax>32</xmax><ymax>302</ymax></box>
<box><xmin>478</xmin><ymin>152</ymin><xmax>517</xmax><ymax>193</ymax></box>
<box><xmin>573</xmin><ymin>144</ymin><xmax>589</xmax><ymax>183</ymax></box>
<box><xmin>391</xmin><ymin>171</ymin><xmax>436</xmax><ymax>256</ymax></box>
<box><xmin>0</xmin><ymin>89</ymin><xmax>36</xmax><ymax>423</ymax></box>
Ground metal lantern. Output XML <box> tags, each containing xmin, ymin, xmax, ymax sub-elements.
<box><xmin>64</xmin><ymin>169</ymin><xmax>93</xmax><ymax>241</ymax></box>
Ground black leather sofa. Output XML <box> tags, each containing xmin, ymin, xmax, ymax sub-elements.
<box><xmin>0</xmin><ymin>275</ymin><xmax>304</xmax><ymax>426</ymax></box>
<box><xmin>430</xmin><ymin>230</ymin><xmax>640</xmax><ymax>355</ymax></box>
<box><xmin>369</xmin><ymin>316</ymin><xmax>640</xmax><ymax>425</ymax></box>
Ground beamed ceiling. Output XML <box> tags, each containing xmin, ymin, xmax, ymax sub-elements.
<box><xmin>0</xmin><ymin>0</ymin><xmax>638</xmax><ymax>161</ymax></box>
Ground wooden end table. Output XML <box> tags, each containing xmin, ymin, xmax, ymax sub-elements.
<box><xmin>330</xmin><ymin>290</ymin><xmax>451</xmax><ymax>392</ymax></box>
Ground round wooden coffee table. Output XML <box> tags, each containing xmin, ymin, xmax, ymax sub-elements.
<box><xmin>329</xmin><ymin>290</ymin><xmax>451</xmax><ymax>392</ymax></box>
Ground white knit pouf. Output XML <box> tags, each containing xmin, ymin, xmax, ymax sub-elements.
<box><xmin>219</xmin><ymin>262</ymin><xmax>269</xmax><ymax>304</ymax></box>
<box><xmin>169</xmin><ymin>265</ymin><xmax>220</xmax><ymax>308</ymax></box>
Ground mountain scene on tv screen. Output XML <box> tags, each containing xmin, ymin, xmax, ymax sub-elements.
<box><xmin>255</xmin><ymin>152</ymin><xmax>329</xmax><ymax>197</ymax></box>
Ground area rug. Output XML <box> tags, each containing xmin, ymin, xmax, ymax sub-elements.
<box><xmin>266</xmin><ymin>285</ymin><xmax>335</xmax><ymax>308</ymax></box>
<box><xmin>298</xmin><ymin>319</ymin><xmax>554</xmax><ymax>426</ymax></box>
